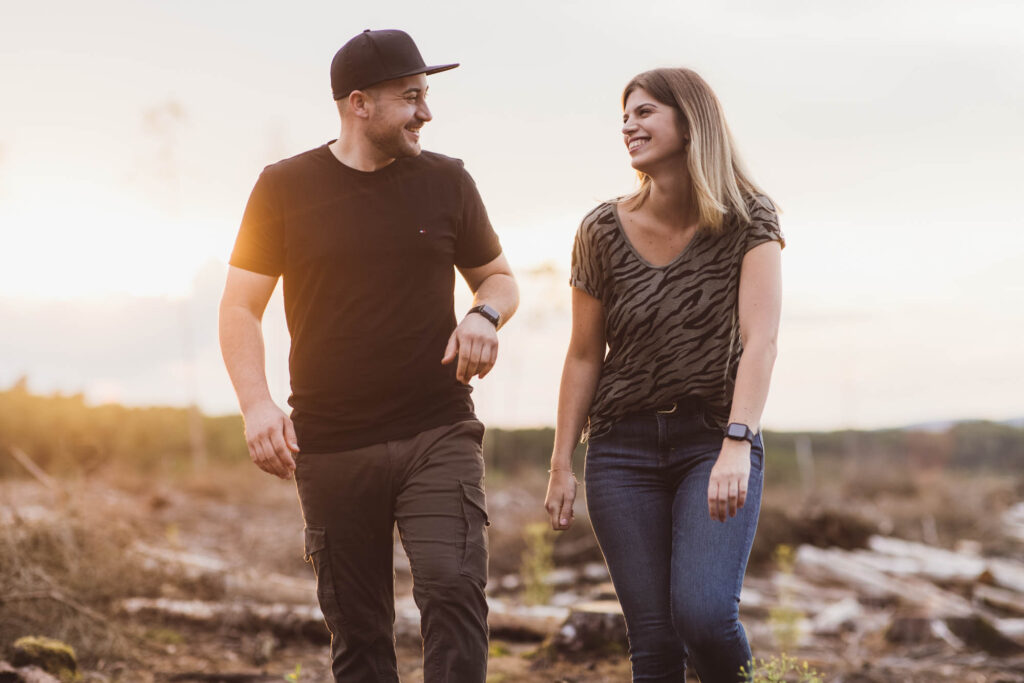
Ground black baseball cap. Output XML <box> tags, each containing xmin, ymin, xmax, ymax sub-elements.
<box><xmin>331</xmin><ymin>29</ymin><xmax>459</xmax><ymax>100</ymax></box>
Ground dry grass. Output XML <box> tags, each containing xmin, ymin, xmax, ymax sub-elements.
<box><xmin>0</xmin><ymin>464</ymin><xmax>299</xmax><ymax>667</ymax></box>
<box><xmin>1</xmin><ymin>454</ymin><xmax>1020</xmax><ymax>679</ymax></box>
<box><xmin>0</xmin><ymin>485</ymin><xmax>168</xmax><ymax>663</ymax></box>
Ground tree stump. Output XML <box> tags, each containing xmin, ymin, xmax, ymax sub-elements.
<box><xmin>548</xmin><ymin>600</ymin><xmax>628</xmax><ymax>657</ymax></box>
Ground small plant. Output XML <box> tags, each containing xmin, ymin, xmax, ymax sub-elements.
<box><xmin>521</xmin><ymin>522</ymin><xmax>554</xmax><ymax>605</ymax></box>
<box><xmin>741</xmin><ymin>654</ymin><xmax>823</xmax><ymax>682</ymax></box>
<box><xmin>283</xmin><ymin>663</ymin><xmax>301</xmax><ymax>682</ymax></box>
<box><xmin>145</xmin><ymin>627</ymin><xmax>185</xmax><ymax>645</ymax></box>
<box><xmin>768</xmin><ymin>544</ymin><xmax>802</xmax><ymax>652</ymax></box>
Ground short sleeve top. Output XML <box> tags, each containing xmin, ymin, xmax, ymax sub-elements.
<box><xmin>229</xmin><ymin>145</ymin><xmax>501</xmax><ymax>452</ymax></box>
<box><xmin>570</xmin><ymin>195</ymin><xmax>784</xmax><ymax>439</ymax></box>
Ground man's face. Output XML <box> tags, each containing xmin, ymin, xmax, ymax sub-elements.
<box><xmin>364</xmin><ymin>73</ymin><xmax>432</xmax><ymax>159</ymax></box>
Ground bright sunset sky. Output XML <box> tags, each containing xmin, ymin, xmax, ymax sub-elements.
<box><xmin>1</xmin><ymin>1</ymin><xmax>1022</xmax><ymax>431</ymax></box>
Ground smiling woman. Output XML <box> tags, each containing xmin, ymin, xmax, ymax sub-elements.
<box><xmin>546</xmin><ymin>67</ymin><xmax>784</xmax><ymax>683</ymax></box>
<box><xmin>1</xmin><ymin>184</ymin><xmax>218</xmax><ymax>300</ymax></box>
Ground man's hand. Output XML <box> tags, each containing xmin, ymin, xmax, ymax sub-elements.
<box><xmin>243</xmin><ymin>399</ymin><xmax>299</xmax><ymax>480</ymax></box>
<box><xmin>544</xmin><ymin>469</ymin><xmax>577</xmax><ymax>531</ymax></box>
<box><xmin>707</xmin><ymin>439</ymin><xmax>752</xmax><ymax>522</ymax></box>
<box><xmin>441</xmin><ymin>312</ymin><xmax>499</xmax><ymax>384</ymax></box>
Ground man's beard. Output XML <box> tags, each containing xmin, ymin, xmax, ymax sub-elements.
<box><xmin>366</xmin><ymin>119</ymin><xmax>420</xmax><ymax>160</ymax></box>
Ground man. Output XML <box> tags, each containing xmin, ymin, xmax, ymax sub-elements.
<box><xmin>218</xmin><ymin>29</ymin><xmax>518</xmax><ymax>682</ymax></box>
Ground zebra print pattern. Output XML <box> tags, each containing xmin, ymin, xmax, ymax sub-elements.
<box><xmin>570</xmin><ymin>195</ymin><xmax>784</xmax><ymax>440</ymax></box>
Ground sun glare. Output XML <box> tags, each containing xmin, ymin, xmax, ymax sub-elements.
<box><xmin>1</xmin><ymin>183</ymin><xmax>219</xmax><ymax>300</ymax></box>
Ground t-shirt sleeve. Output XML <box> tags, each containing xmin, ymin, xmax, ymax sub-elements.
<box><xmin>229</xmin><ymin>168</ymin><xmax>286</xmax><ymax>276</ymax></box>
<box><xmin>744</xmin><ymin>195</ymin><xmax>786</xmax><ymax>253</ymax></box>
<box><xmin>570</xmin><ymin>211</ymin><xmax>604</xmax><ymax>301</ymax></box>
<box><xmin>453</xmin><ymin>163</ymin><xmax>502</xmax><ymax>269</ymax></box>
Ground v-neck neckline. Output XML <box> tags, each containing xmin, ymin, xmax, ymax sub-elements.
<box><xmin>610</xmin><ymin>202</ymin><xmax>699</xmax><ymax>270</ymax></box>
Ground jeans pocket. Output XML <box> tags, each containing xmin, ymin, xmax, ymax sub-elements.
<box><xmin>303</xmin><ymin>526</ymin><xmax>346</xmax><ymax>628</ymax></box>
<box><xmin>750</xmin><ymin>439</ymin><xmax>765</xmax><ymax>472</ymax></box>
<box><xmin>457</xmin><ymin>481</ymin><xmax>489</xmax><ymax>586</ymax></box>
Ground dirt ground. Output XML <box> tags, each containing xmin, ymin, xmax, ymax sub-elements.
<box><xmin>2</xmin><ymin>462</ymin><xmax>1023</xmax><ymax>682</ymax></box>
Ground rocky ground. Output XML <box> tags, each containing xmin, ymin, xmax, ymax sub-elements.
<box><xmin>2</xmin><ymin>460</ymin><xmax>1024</xmax><ymax>682</ymax></box>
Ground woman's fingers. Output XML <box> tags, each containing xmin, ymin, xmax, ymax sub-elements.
<box><xmin>545</xmin><ymin>473</ymin><xmax>576</xmax><ymax>530</ymax></box>
<box><xmin>707</xmin><ymin>480</ymin><xmax>719</xmax><ymax>521</ymax></box>
<box><xmin>728</xmin><ymin>479</ymin><xmax>739</xmax><ymax>518</ymax></box>
<box><xmin>558</xmin><ymin>485</ymin><xmax>576</xmax><ymax>528</ymax></box>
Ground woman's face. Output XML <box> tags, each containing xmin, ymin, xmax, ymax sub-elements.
<box><xmin>621</xmin><ymin>87</ymin><xmax>688</xmax><ymax>174</ymax></box>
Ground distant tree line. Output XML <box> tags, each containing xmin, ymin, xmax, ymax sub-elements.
<box><xmin>0</xmin><ymin>382</ymin><xmax>1021</xmax><ymax>478</ymax></box>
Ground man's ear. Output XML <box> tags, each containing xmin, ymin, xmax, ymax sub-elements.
<box><xmin>347</xmin><ymin>90</ymin><xmax>373</xmax><ymax>119</ymax></box>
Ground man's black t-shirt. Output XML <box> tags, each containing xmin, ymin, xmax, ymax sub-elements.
<box><xmin>230</xmin><ymin>144</ymin><xmax>502</xmax><ymax>453</ymax></box>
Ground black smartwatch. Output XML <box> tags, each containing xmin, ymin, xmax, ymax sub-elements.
<box><xmin>467</xmin><ymin>304</ymin><xmax>500</xmax><ymax>328</ymax></box>
<box><xmin>724</xmin><ymin>422</ymin><xmax>756</xmax><ymax>445</ymax></box>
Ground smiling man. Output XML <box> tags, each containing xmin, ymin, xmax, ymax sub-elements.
<box><xmin>218</xmin><ymin>29</ymin><xmax>517</xmax><ymax>682</ymax></box>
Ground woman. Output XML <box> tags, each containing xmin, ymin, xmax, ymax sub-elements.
<box><xmin>545</xmin><ymin>68</ymin><xmax>784</xmax><ymax>682</ymax></box>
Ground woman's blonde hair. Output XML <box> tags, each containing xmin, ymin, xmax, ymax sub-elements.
<box><xmin>620</xmin><ymin>68</ymin><xmax>772</xmax><ymax>230</ymax></box>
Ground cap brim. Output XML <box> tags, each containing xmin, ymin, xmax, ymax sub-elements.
<box><xmin>382</xmin><ymin>62</ymin><xmax>460</xmax><ymax>82</ymax></box>
<box><xmin>421</xmin><ymin>62</ymin><xmax>459</xmax><ymax>76</ymax></box>
<box><xmin>335</xmin><ymin>63</ymin><xmax>460</xmax><ymax>99</ymax></box>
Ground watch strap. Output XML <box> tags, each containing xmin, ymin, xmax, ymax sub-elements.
<box><xmin>467</xmin><ymin>304</ymin><xmax>500</xmax><ymax>327</ymax></box>
<box><xmin>724</xmin><ymin>422</ymin><xmax>756</xmax><ymax>444</ymax></box>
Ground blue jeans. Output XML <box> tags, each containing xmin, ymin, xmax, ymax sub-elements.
<box><xmin>585</xmin><ymin>404</ymin><xmax>764</xmax><ymax>682</ymax></box>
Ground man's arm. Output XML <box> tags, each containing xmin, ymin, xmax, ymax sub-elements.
<box><xmin>219</xmin><ymin>265</ymin><xmax>298</xmax><ymax>479</ymax></box>
<box><xmin>442</xmin><ymin>252</ymin><xmax>519</xmax><ymax>384</ymax></box>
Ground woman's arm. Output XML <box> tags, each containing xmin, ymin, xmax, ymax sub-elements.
<box><xmin>708</xmin><ymin>240</ymin><xmax>783</xmax><ymax>522</ymax></box>
<box><xmin>545</xmin><ymin>287</ymin><xmax>606</xmax><ymax>530</ymax></box>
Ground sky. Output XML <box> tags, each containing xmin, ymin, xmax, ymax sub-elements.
<box><xmin>1</xmin><ymin>0</ymin><xmax>1023</xmax><ymax>431</ymax></box>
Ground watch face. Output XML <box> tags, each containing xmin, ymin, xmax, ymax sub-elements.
<box><xmin>480</xmin><ymin>305</ymin><xmax>499</xmax><ymax>324</ymax></box>
<box><xmin>727</xmin><ymin>423</ymin><xmax>747</xmax><ymax>439</ymax></box>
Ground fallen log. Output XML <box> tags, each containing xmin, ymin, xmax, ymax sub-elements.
<box><xmin>975</xmin><ymin>584</ymin><xmax>1024</xmax><ymax>616</ymax></box>
<box><xmin>1003</xmin><ymin>502</ymin><xmax>1024</xmax><ymax>543</ymax></box>
<box><xmin>944</xmin><ymin>615</ymin><xmax>1024</xmax><ymax>656</ymax></box>
<box><xmin>809</xmin><ymin>597</ymin><xmax>864</xmax><ymax>636</ymax></box>
<box><xmin>885</xmin><ymin>613</ymin><xmax>964</xmax><ymax>649</ymax></box>
<box><xmin>486</xmin><ymin>602</ymin><xmax>569</xmax><ymax>642</ymax></box>
<box><xmin>797</xmin><ymin>544</ymin><xmax>1024</xmax><ymax>655</ymax></box>
<box><xmin>131</xmin><ymin>542</ymin><xmax>316</xmax><ymax>605</ymax></box>
<box><xmin>795</xmin><ymin>545</ymin><xmax>973</xmax><ymax>616</ymax></box>
<box><xmin>0</xmin><ymin>661</ymin><xmax>61</xmax><ymax>683</ymax></box>
<box><xmin>118</xmin><ymin>594</ymin><xmax>571</xmax><ymax>648</ymax></box>
<box><xmin>547</xmin><ymin>600</ymin><xmax>628</xmax><ymax>657</ymax></box>
<box><xmin>866</xmin><ymin>535</ymin><xmax>987</xmax><ymax>583</ymax></box>
<box><xmin>118</xmin><ymin>598</ymin><xmax>329</xmax><ymax>643</ymax></box>
<box><xmin>988</xmin><ymin>558</ymin><xmax>1024</xmax><ymax>594</ymax></box>
<box><xmin>157</xmin><ymin>674</ymin><xmax>284</xmax><ymax>682</ymax></box>
<box><xmin>866</xmin><ymin>535</ymin><xmax>1024</xmax><ymax>595</ymax></box>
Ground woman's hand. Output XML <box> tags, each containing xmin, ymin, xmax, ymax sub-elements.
<box><xmin>544</xmin><ymin>469</ymin><xmax>578</xmax><ymax>531</ymax></box>
<box><xmin>707</xmin><ymin>439</ymin><xmax>752</xmax><ymax>522</ymax></box>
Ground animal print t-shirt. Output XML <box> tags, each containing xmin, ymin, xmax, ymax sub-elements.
<box><xmin>570</xmin><ymin>196</ymin><xmax>785</xmax><ymax>440</ymax></box>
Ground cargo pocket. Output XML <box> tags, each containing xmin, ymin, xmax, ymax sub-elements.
<box><xmin>457</xmin><ymin>481</ymin><xmax>490</xmax><ymax>585</ymax></box>
<box><xmin>303</xmin><ymin>526</ymin><xmax>346</xmax><ymax>630</ymax></box>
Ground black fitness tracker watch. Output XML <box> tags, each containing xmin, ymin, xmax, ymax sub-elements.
<box><xmin>724</xmin><ymin>422</ymin><xmax>756</xmax><ymax>445</ymax></box>
<box><xmin>467</xmin><ymin>304</ymin><xmax>500</xmax><ymax>328</ymax></box>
